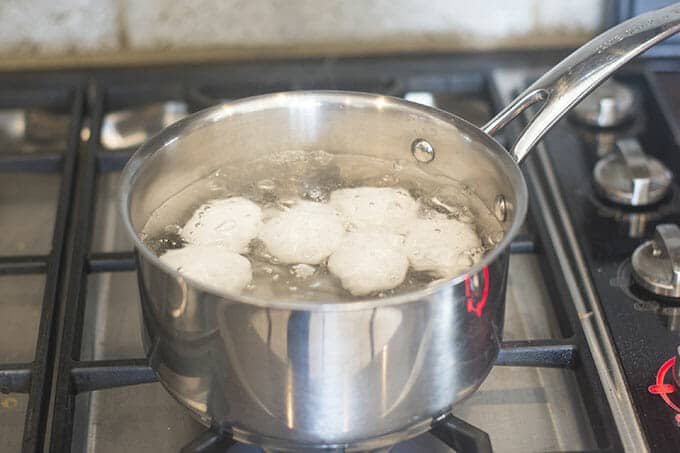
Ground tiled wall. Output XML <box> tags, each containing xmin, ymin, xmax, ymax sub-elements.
<box><xmin>1</xmin><ymin>0</ymin><xmax>608</xmax><ymax>68</ymax></box>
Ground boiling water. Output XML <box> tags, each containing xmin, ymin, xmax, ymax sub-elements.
<box><xmin>141</xmin><ymin>150</ymin><xmax>505</xmax><ymax>302</ymax></box>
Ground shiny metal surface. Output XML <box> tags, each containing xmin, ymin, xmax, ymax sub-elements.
<box><xmin>484</xmin><ymin>2</ymin><xmax>680</xmax><ymax>163</ymax></box>
<box><xmin>0</xmin><ymin>108</ymin><xmax>69</xmax><ymax>152</ymax></box>
<box><xmin>632</xmin><ymin>224</ymin><xmax>680</xmax><ymax>298</ymax></box>
<box><xmin>100</xmin><ymin>101</ymin><xmax>187</xmax><ymax>150</ymax></box>
<box><xmin>594</xmin><ymin>138</ymin><xmax>672</xmax><ymax>206</ymax></box>
<box><xmin>118</xmin><ymin>5</ymin><xmax>680</xmax><ymax>449</ymax></box>
<box><xmin>121</xmin><ymin>91</ymin><xmax>524</xmax><ymax>451</ymax></box>
<box><xmin>73</xmin><ymin>255</ymin><xmax>597</xmax><ymax>453</ymax></box>
<box><xmin>571</xmin><ymin>80</ymin><xmax>636</xmax><ymax>128</ymax></box>
<box><xmin>82</xmin><ymin>96</ymin><xmax>599</xmax><ymax>452</ymax></box>
<box><xmin>410</xmin><ymin>138</ymin><xmax>435</xmax><ymax>162</ymax></box>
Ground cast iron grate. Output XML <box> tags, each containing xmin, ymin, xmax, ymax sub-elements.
<box><xmin>0</xmin><ymin>77</ymin><xmax>84</xmax><ymax>453</ymax></box>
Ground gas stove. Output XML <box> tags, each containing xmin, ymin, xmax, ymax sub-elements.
<box><xmin>1</xmin><ymin>47</ymin><xmax>680</xmax><ymax>453</ymax></box>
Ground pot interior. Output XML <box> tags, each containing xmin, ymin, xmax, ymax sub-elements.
<box><xmin>120</xmin><ymin>91</ymin><xmax>527</xmax><ymax>304</ymax></box>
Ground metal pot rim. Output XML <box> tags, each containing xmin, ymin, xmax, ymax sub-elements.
<box><xmin>119</xmin><ymin>90</ymin><xmax>528</xmax><ymax>311</ymax></box>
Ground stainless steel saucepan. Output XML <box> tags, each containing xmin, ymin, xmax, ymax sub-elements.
<box><xmin>119</xmin><ymin>5</ymin><xmax>680</xmax><ymax>452</ymax></box>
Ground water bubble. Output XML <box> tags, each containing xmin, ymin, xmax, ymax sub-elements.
<box><xmin>291</xmin><ymin>264</ymin><xmax>316</xmax><ymax>279</ymax></box>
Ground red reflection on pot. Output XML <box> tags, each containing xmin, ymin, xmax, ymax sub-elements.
<box><xmin>648</xmin><ymin>356</ymin><xmax>680</xmax><ymax>414</ymax></box>
<box><xmin>465</xmin><ymin>266</ymin><xmax>489</xmax><ymax>318</ymax></box>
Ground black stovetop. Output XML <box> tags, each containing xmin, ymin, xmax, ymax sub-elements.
<box><xmin>534</xmin><ymin>67</ymin><xmax>680</xmax><ymax>451</ymax></box>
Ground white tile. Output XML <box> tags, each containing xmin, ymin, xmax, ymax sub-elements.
<box><xmin>0</xmin><ymin>0</ymin><xmax>118</xmax><ymax>54</ymax></box>
<box><xmin>122</xmin><ymin>0</ymin><xmax>606</xmax><ymax>50</ymax></box>
<box><xmin>0</xmin><ymin>0</ymin><xmax>607</xmax><ymax>59</ymax></box>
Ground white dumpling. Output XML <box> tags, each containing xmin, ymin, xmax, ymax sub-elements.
<box><xmin>405</xmin><ymin>213</ymin><xmax>481</xmax><ymax>278</ymax></box>
<box><xmin>258</xmin><ymin>201</ymin><xmax>345</xmax><ymax>264</ymax></box>
<box><xmin>160</xmin><ymin>245</ymin><xmax>252</xmax><ymax>294</ymax></box>
<box><xmin>329</xmin><ymin>187</ymin><xmax>418</xmax><ymax>234</ymax></box>
<box><xmin>181</xmin><ymin>197</ymin><xmax>262</xmax><ymax>253</ymax></box>
<box><xmin>328</xmin><ymin>231</ymin><xmax>409</xmax><ymax>296</ymax></box>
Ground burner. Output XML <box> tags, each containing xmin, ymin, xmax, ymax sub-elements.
<box><xmin>571</xmin><ymin>79</ymin><xmax>637</xmax><ymax>128</ymax></box>
<box><xmin>179</xmin><ymin>415</ymin><xmax>492</xmax><ymax>453</ymax></box>
<box><xmin>0</xmin><ymin>108</ymin><xmax>70</xmax><ymax>152</ymax></box>
<box><xmin>100</xmin><ymin>101</ymin><xmax>188</xmax><ymax>150</ymax></box>
<box><xmin>593</xmin><ymin>137</ymin><xmax>673</xmax><ymax>206</ymax></box>
<box><xmin>631</xmin><ymin>223</ymin><xmax>680</xmax><ymax>298</ymax></box>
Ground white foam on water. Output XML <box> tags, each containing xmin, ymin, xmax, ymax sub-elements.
<box><xmin>405</xmin><ymin>212</ymin><xmax>482</xmax><ymax>278</ymax></box>
<box><xmin>328</xmin><ymin>230</ymin><xmax>409</xmax><ymax>296</ymax></box>
<box><xmin>259</xmin><ymin>200</ymin><xmax>345</xmax><ymax>264</ymax></box>
<box><xmin>160</xmin><ymin>245</ymin><xmax>253</xmax><ymax>294</ymax></box>
<box><xmin>330</xmin><ymin>186</ymin><xmax>418</xmax><ymax>234</ymax></box>
<box><xmin>181</xmin><ymin>197</ymin><xmax>261</xmax><ymax>253</ymax></box>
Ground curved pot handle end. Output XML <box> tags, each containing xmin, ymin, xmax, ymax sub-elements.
<box><xmin>483</xmin><ymin>2</ymin><xmax>680</xmax><ymax>164</ymax></box>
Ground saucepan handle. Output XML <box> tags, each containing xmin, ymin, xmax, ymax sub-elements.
<box><xmin>482</xmin><ymin>2</ymin><xmax>680</xmax><ymax>163</ymax></box>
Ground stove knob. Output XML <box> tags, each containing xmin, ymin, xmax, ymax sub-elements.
<box><xmin>632</xmin><ymin>224</ymin><xmax>680</xmax><ymax>298</ymax></box>
<box><xmin>593</xmin><ymin>138</ymin><xmax>672</xmax><ymax>206</ymax></box>
<box><xmin>571</xmin><ymin>79</ymin><xmax>636</xmax><ymax>128</ymax></box>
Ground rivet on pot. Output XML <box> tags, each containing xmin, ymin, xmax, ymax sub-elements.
<box><xmin>411</xmin><ymin>138</ymin><xmax>435</xmax><ymax>163</ymax></box>
<box><xmin>494</xmin><ymin>195</ymin><xmax>507</xmax><ymax>222</ymax></box>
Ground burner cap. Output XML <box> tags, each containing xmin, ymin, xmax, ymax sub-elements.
<box><xmin>632</xmin><ymin>224</ymin><xmax>680</xmax><ymax>298</ymax></box>
<box><xmin>593</xmin><ymin>138</ymin><xmax>672</xmax><ymax>206</ymax></box>
<box><xmin>571</xmin><ymin>79</ymin><xmax>636</xmax><ymax>128</ymax></box>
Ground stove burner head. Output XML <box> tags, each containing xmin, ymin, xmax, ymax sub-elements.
<box><xmin>632</xmin><ymin>223</ymin><xmax>680</xmax><ymax>298</ymax></box>
<box><xmin>571</xmin><ymin>79</ymin><xmax>636</xmax><ymax>128</ymax></box>
<box><xmin>593</xmin><ymin>138</ymin><xmax>672</xmax><ymax>206</ymax></box>
<box><xmin>0</xmin><ymin>108</ymin><xmax>70</xmax><ymax>152</ymax></box>
<box><xmin>100</xmin><ymin>101</ymin><xmax>188</xmax><ymax>150</ymax></box>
